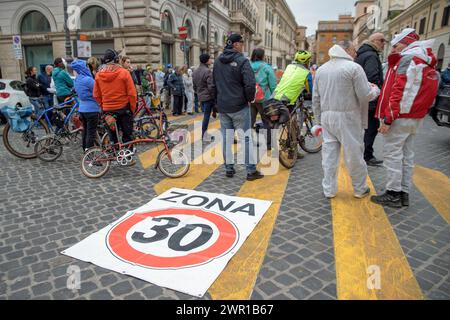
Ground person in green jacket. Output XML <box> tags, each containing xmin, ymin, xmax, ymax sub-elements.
<box><xmin>52</xmin><ymin>57</ymin><xmax>74</xmax><ymax>104</ymax></box>
<box><xmin>250</xmin><ymin>48</ymin><xmax>277</xmax><ymax>149</ymax></box>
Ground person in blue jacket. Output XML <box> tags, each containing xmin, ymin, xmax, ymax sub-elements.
<box><xmin>70</xmin><ymin>59</ymin><xmax>101</xmax><ymax>151</ymax></box>
<box><xmin>441</xmin><ymin>63</ymin><xmax>450</xmax><ymax>85</ymax></box>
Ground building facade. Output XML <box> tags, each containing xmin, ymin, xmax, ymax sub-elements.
<box><xmin>255</xmin><ymin>0</ymin><xmax>297</xmax><ymax>69</ymax></box>
<box><xmin>388</xmin><ymin>0</ymin><xmax>450</xmax><ymax>71</ymax></box>
<box><xmin>353</xmin><ymin>0</ymin><xmax>376</xmax><ymax>47</ymax></box>
<box><xmin>316</xmin><ymin>14</ymin><xmax>354</xmax><ymax>65</ymax></box>
<box><xmin>295</xmin><ymin>25</ymin><xmax>308</xmax><ymax>51</ymax></box>
<box><xmin>0</xmin><ymin>0</ymin><xmax>235</xmax><ymax>80</ymax></box>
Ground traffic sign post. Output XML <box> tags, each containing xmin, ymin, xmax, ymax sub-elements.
<box><xmin>12</xmin><ymin>35</ymin><xmax>22</xmax><ymax>60</ymax></box>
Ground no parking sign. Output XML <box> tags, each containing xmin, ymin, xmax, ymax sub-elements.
<box><xmin>62</xmin><ymin>188</ymin><xmax>272</xmax><ymax>297</ymax></box>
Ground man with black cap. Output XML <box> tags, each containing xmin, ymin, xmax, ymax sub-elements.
<box><xmin>93</xmin><ymin>49</ymin><xmax>137</xmax><ymax>148</ymax></box>
<box><xmin>213</xmin><ymin>33</ymin><xmax>263</xmax><ymax>181</ymax></box>
<box><xmin>193</xmin><ymin>53</ymin><xmax>216</xmax><ymax>139</ymax></box>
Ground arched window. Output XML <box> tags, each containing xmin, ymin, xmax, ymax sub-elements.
<box><xmin>21</xmin><ymin>11</ymin><xmax>50</xmax><ymax>34</ymax></box>
<box><xmin>185</xmin><ymin>19</ymin><xmax>193</xmax><ymax>39</ymax></box>
<box><xmin>161</xmin><ymin>10</ymin><xmax>173</xmax><ymax>33</ymax></box>
<box><xmin>81</xmin><ymin>6</ymin><xmax>113</xmax><ymax>29</ymax></box>
<box><xmin>200</xmin><ymin>26</ymin><xmax>207</xmax><ymax>42</ymax></box>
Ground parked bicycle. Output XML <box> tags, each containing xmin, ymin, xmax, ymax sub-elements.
<box><xmin>81</xmin><ymin>101</ymin><xmax>189</xmax><ymax>179</ymax></box>
<box><xmin>2</xmin><ymin>95</ymin><xmax>80</xmax><ymax>159</ymax></box>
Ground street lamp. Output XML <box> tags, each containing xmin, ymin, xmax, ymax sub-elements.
<box><xmin>63</xmin><ymin>0</ymin><xmax>72</xmax><ymax>58</ymax></box>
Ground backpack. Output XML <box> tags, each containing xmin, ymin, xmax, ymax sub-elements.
<box><xmin>254</xmin><ymin>65</ymin><xmax>266</xmax><ymax>103</ymax></box>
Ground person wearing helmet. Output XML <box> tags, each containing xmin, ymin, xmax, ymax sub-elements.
<box><xmin>273</xmin><ymin>51</ymin><xmax>313</xmax><ymax>106</ymax></box>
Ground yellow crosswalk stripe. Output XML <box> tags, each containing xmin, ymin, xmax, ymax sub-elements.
<box><xmin>332</xmin><ymin>161</ymin><xmax>423</xmax><ymax>300</ymax></box>
<box><xmin>153</xmin><ymin>130</ymin><xmax>235</xmax><ymax>195</ymax></box>
<box><xmin>413</xmin><ymin>165</ymin><xmax>450</xmax><ymax>225</ymax></box>
<box><xmin>139</xmin><ymin>117</ymin><xmax>219</xmax><ymax>169</ymax></box>
<box><xmin>209</xmin><ymin>153</ymin><xmax>290</xmax><ymax>300</ymax></box>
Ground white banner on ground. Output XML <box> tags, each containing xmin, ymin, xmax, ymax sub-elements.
<box><xmin>62</xmin><ymin>188</ymin><xmax>272</xmax><ymax>297</ymax></box>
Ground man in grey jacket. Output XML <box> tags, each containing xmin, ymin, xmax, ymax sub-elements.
<box><xmin>193</xmin><ymin>53</ymin><xmax>216</xmax><ymax>139</ymax></box>
<box><xmin>213</xmin><ymin>33</ymin><xmax>263</xmax><ymax>181</ymax></box>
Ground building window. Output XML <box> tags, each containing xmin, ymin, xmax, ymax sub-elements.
<box><xmin>432</xmin><ymin>12</ymin><xmax>437</xmax><ymax>30</ymax></box>
<box><xmin>21</xmin><ymin>11</ymin><xmax>51</xmax><ymax>34</ymax></box>
<box><xmin>437</xmin><ymin>43</ymin><xmax>445</xmax><ymax>71</ymax></box>
<box><xmin>442</xmin><ymin>5</ymin><xmax>450</xmax><ymax>27</ymax></box>
<box><xmin>81</xmin><ymin>6</ymin><xmax>113</xmax><ymax>30</ymax></box>
<box><xmin>364</xmin><ymin>7</ymin><xmax>367</xmax><ymax>14</ymax></box>
<box><xmin>214</xmin><ymin>31</ymin><xmax>219</xmax><ymax>45</ymax></box>
<box><xmin>185</xmin><ymin>19</ymin><xmax>193</xmax><ymax>39</ymax></box>
<box><xmin>161</xmin><ymin>10</ymin><xmax>173</xmax><ymax>33</ymax></box>
<box><xmin>162</xmin><ymin>43</ymin><xmax>172</xmax><ymax>66</ymax></box>
<box><xmin>200</xmin><ymin>26</ymin><xmax>207</xmax><ymax>42</ymax></box>
<box><xmin>414</xmin><ymin>22</ymin><xmax>417</xmax><ymax>30</ymax></box>
<box><xmin>332</xmin><ymin>35</ymin><xmax>337</xmax><ymax>44</ymax></box>
<box><xmin>419</xmin><ymin>18</ymin><xmax>426</xmax><ymax>35</ymax></box>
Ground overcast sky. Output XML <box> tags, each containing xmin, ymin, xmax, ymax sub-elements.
<box><xmin>286</xmin><ymin>0</ymin><xmax>356</xmax><ymax>36</ymax></box>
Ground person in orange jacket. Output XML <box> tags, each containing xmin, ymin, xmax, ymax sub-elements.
<box><xmin>93</xmin><ymin>49</ymin><xmax>137</xmax><ymax>144</ymax></box>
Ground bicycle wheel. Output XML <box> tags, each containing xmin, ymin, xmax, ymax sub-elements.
<box><xmin>277</xmin><ymin>121</ymin><xmax>298</xmax><ymax>169</ymax></box>
<box><xmin>34</xmin><ymin>135</ymin><xmax>63</xmax><ymax>162</ymax></box>
<box><xmin>2</xmin><ymin>116</ymin><xmax>50</xmax><ymax>159</ymax></box>
<box><xmin>299</xmin><ymin>113</ymin><xmax>322</xmax><ymax>153</ymax></box>
<box><xmin>157</xmin><ymin>148</ymin><xmax>190</xmax><ymax>178</ymax></box>
<box><xmin>81</xmin><ymin>147</ymin><xmax>111</xmax><ymax>178</ymax></box>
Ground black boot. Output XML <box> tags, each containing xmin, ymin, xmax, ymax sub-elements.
<box><xmin>401</xmin><ymin>192</ymin><xmax>409</xmax><ymax>207</ymax></box>
<box><xmin>370</xmin><ymin>190</ymin><xmax>402</xmax><ymax>208</ymax></box>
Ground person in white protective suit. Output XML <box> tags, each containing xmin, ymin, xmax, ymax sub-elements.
<box><xmin>183</xmin><ymin>67</ymin><xmax>195</xmax><ymax>115</ymax></box>
<box><xmin>312</xmin><ymin>40</ymin><xmax>380</xmax><ymax>199</ymax></box>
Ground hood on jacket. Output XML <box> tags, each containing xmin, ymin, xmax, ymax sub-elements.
<box><xmin>328</xmin><ymin>45</ymin><xmax>354</xmax><ymax>61</ymax></box>
<box><xmin>70</xmin><ymin>59</ymin><xmax>92</xmax><ymax>78</ymax></box>
<box><xmin>219</xmin><ymin>48</ymin><xmax>242</xmax><ymax>64</ymax></box>
<box><xmin>357</xmin><ymin>41</ymin><xmax>380</xmax><ymax>55</ymax></box>
<box><xmin>96</xmin><ymin>63</ymin><xmax>124</xmax><ymax>81</ymax></box>
<box><xmin>401</xmin><ymin>39</ymin><xmax>437</xmax><ymax>67</ymax></box>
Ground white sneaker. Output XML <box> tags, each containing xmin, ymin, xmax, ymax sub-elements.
<box><xmin>324</xmin><ymin>193</ymin><xmax>336</xmax><ymax>199</ymax></box>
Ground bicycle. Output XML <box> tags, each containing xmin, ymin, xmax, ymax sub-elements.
<box><xmin>2</xmin><ymin>95</ymin><xmax>80</xmax><ymax>159</ymax></box>
<box><xmin>81</xmin><ymin>103</ymin><xmax>189</xmax><ymax>179</ymax></box>
<box><xmin>267</xmin><ymin>95</ymin><xmax>322</xmax><ymax>169</ymax></box>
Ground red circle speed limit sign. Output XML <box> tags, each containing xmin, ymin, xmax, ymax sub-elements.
<box><xmin>106</xmin><ymin>208</ymin><xmax>239</xmax><ymax>269</ymax></box>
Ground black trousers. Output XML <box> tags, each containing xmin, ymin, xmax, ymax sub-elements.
<box><xmin>173</xmin><ymin>95</ymin><xmax>183</xmax><ymax>115</ymax></box>
<box><xmin>80</xmin><ymin>112</ymin><xmax>100</xmax><ymax>150</ymax></box>
<box><xmin>251</xmin><ymin>102</ymin><xmax>272</xmax><ymax>148</ymax></box>
<box><xmin>107</xmin><ymin>108</ymin><xmax>134</xmax><ymax>144</ymax></box>
<box><xmin>364</xmin><ymin>108</ymin><xmax>380</xmax><ymax>161</ymax></box>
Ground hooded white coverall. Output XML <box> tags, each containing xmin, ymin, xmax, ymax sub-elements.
<box><xmin>313</xmin><ymin>45</ymin><xmax>380</xmax><ymax>197</ymax></box>
<box><xmin>183</xmin><ymin>70</ymin><xmax>195</xmax><ymax>113</ymax></box>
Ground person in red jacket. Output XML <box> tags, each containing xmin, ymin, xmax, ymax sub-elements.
<box><xmin>371</xmin><ymin>28</ymin><xmax>439</xmax><ymax>208</ymax></box>
<box><xmin>93</xmin><ymin>49</ymin><xmax>137</xmax><ymax>145</ymax></box>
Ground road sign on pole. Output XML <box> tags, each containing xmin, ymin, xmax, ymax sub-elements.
<box><xmin>12</xmin><ymin>35</ymin><xmax>23</xmax><ymax>60</ymax></box>
<box><xmin>179</xmin><ymin>26</ymin><xmax>188</xmax><ymax>39</ymax></box>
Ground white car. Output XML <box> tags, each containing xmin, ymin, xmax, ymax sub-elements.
<box><xmin>0</xmin><ymin>79</ymin><xmax>31</xmax><ymax>123</ymax></box>
<box><xmin>0</xmin><ymin>79</ymin><xmax>30</xmax><ymax>108</ymax></box>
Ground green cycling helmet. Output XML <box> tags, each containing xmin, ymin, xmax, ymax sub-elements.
<box><xmin>294</xmin><ymin>50</ymin><xmax>312</xmax><ymax>64</ymax></box>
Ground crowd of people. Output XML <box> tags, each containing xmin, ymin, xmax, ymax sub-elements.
<box><xmin>20</xmin><ymin>27</ymin><xmax>440</xmax><ymax>205</ymax></box>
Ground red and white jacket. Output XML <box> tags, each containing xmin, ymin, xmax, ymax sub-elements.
<box><xmin>376</xmin><ymin>40</ymin><xmax>439</xmax><ymax>124</ymax></box>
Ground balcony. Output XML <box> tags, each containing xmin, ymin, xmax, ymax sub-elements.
<box><xmin>229</xmin><ymin>10</ymin><xmax>256</xmax><ymax>33</ymax></box>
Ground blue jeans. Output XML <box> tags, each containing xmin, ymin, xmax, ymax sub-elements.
<box><xmin>29</xmin><ymin>97</ymin><xmax>45</xmax><ymax>116</ymax></box>
<box><xmin>219</xmin><ymin>107</ymin><xmax>256</xmax><ymax>174</ymax></box>
<box><xmin>201</xmin><ymin>100</ymin><xmax>214</xmax><ymax>137</ymax></box>
<box><xmin>42</xmin><ymin>94</ymin><xmax>54</xmax><ymax>122</ymax></box>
